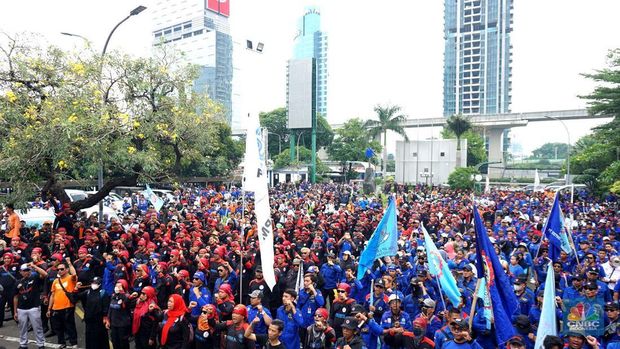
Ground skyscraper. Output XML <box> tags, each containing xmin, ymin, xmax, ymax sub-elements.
<box><xmin>151</xmin><ymin>0</ymin><xmax>233</xmax><ymax>123</ymax></box>
<box><xmin>292</xmin><ymin>6</ymin><xmax>328</xmax><ymax>120</ymax></box>
<box><xmin>443</xmin><ymin>0</ymin><xmax>513</xmax><ymax>117</ymax></box>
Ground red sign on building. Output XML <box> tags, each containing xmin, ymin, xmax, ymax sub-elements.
<box><xmin>206</xmin><ymin>0</ymin><xmax>230</xmax><ymax>17</ymax></box>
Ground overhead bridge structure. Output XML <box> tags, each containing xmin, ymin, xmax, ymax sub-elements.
<box><xmin>232</xmin><ymin>109</ymin><xmax>612</xmax><ymax>178</ymax></box>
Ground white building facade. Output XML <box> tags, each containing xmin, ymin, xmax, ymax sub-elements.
<box><xmin>395</xmin><ymin>139</ymin><xmax>467</xmax><ymax>185</ymax></box>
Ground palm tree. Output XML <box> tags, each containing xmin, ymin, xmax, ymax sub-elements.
<box><xmin>365</xmin><ymin>105</ymin><xmax>409</xmax><ymax>173</ymax></box>
<box><xmin>446</xmin><ymin>114</ymin><xmax>472</xmax><ymax>168</ymax></box>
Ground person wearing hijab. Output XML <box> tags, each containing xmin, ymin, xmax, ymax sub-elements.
<box><xmin>132</xmin><ymin>264</ymin><xmax>152</xmax><ymax>294</ymax></box>
<box><xmin>0</xmin><ymin>252</ymin><xmax>18</xmax><ymax>327</ymax></box>
<box><xmin>76</xmin><ymin>277</ymin><xmax>110</xmax><ymax>349</ymax></box>
<box><xmin>216</xmin><ymin>283</ymin><xmax>235</xmax><ymax>321</ymax></box>
<box><xmin>160</xmin><ymin>294</ymin><xmax>190</xmax><ymax>349</ymax></box>
<box><xmin>188</xmin><ymin>271</ymin><xmax>212</xmax><ymax>317</ymax></box>
<box><xmin>107</xmin><ymin>279</ymin><xmax>137</xmax><ymax>349</ymax></box>
<box><xmin>133</xmin><ymin>286</ymin><xmax>161</xmax><ymax>349</ymax></box>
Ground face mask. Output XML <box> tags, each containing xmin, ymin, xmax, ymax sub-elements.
<box><xmin>91</xmin><ymin>284</ymin><xmax>100</xmax><ymax>290</ymax></box>
<box><xmin>513</xmin><ymin>284</ymin><xmax>523</xmax><ymax>291</ymax></box>
<box><xmin>114</xmin><ymin>286</ymin><xmax>123</xmax><ymax>293</ymax></box>
<box><xmin>413</xmin><ymin>328</ymin><xmax>424</xmax><ymax>337</ymax></box>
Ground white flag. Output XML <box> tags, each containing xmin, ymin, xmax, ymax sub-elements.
<box><xmin>534</xmin><ymin>169</ymin><xmax>541</xmax><ymax>191</ymax></box>
<box><xmin>246</xmin><ymin>114</ymin><xmax>276</xmax><ymax>290</ymax></box>
<box><xmin>242</xmin><ymin>114</ymin><xmax>259</xmax><ymax>192</ymax></box>
<box><xmin>534</xmin><ymin>263</ymin><xmax>557</xmax><ymax>348</ymax></box>
<box><xmin>484</xmin><ymin>175</ymin><xmax>490</xmax><ymax>194</ymax></box>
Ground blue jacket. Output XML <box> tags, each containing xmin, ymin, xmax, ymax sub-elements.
<box><xmin>188</xmin><ymin>286</ymin><xmax>212</xmax><ymax>317</ymax></box>
<box><xmin>320</xmin><ymin>263</ymin><xmax>342</xmax><ymax>290</ymax></box>
<box><xmin>276</xmin><ymin>305</ymin><xmax>304</xmax><ymax>349</ymax></box>
<box><xmin>360</xmin><ymin>318</ymin><xmax>384</xmax><ymax>349</ymax></box>
<box><xmin>297</xmin><ymin>288</ymin><xmax>325</xmax><ymax>327</ymax></box>
<box><xmin>247</xmin><ymin>305</ymin><xmax>272</xmax><ymax>335</ymax></box>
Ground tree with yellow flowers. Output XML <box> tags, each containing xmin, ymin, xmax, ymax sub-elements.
<box><xmin>0</xmin><ymin>33</ymin><xmax>242</xmax><ymax>210</ymax></box>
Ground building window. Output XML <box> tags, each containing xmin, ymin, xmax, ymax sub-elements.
<box><xmin>412</xmin><ymin>152</ymin><xmax>417</xmax><ymax>157</ymax></box>
<box><xmin>194</xmin><ymin>30</ymin><xmax>203</xmax><ymax>36</ymax></box>
<box><xmin>440</xmin><ymin>152</ymin><xmax>445</xmax><ymax>157</ymax></box>
<box><xmin>164</xmin><ymin>29</ymin><xmax>172</xmax><ymax>35</ymax></box>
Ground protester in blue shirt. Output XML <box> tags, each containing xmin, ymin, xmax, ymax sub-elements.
<box><xmin>276</xmin><ymin>289</ymin><xmax>304</xmax><ymax>349</ymax></box>
<box><xmin>246</xmin><ymin>290</ymin><xmax>272</xmax><ymax>337</ymax></box>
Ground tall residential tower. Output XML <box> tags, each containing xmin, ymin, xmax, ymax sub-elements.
<box><xmin>292</xmin><ymin>7</ymin><xmax>328</xmax><ymax>120</ymax></box>
<box><xmin>443</xmin><ymin>0</ymin><xmax>513</xmax><ymax>117</ymax></box>
<box><xmin>151</xmin><ymin>0</ymin><xmax>233</xmax><ymax>123</ymax></box>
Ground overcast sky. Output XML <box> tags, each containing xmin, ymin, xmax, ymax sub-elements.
<box><xmin>2</xmin><ymin>0</ymin><xmax>619</xmax><ymax>155</ymax></box>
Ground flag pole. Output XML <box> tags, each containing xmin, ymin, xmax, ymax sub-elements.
<box><xmin>468</xmin><ymin>278</ymin><xmax>482</xmax><ymax>330</ymax></box>
<box><xmin>239</xmin><ymin>188</ymin><xmax>245</xmax><ymax>302</ymax></box>
<box><xmin>434</xmin><ymin>274</ymin><xmax>448</xmax><ymax>313</ymax></box>
<box><xmin>370</xmin><ymin>278</ymin><xmax>374</xmax><ymax>305</ymax></box>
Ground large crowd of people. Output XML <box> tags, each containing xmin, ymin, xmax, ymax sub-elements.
<box><xmin>0</xmin><ymin>182</ymin><xmax>619</xmax><ymax>349</ymax></box>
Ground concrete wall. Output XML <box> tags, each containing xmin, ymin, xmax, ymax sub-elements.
<box><xmin>395</xmin><ymin>139</ymin><xmax>467</xmax><ymax>185</ymax></box>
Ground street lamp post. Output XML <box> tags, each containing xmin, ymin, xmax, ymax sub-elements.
<box><xmin>544</xmin><ymin>115</ymin><xmax>571</xmax><ymax>185</ymax></box>
<box><xmin>267</xmin><ymin>132</ymin><xmax>282</xmax><ymax>155</ymax></box>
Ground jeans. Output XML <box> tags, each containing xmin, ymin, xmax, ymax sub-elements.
<box><xmin>17</xmin><ymin>307</ymin><xmax>45</xmax><ymax>347</ymax></box>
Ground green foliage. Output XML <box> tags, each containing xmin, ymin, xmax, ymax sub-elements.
<box><xmin>0</xmin><ymin>34</ymin><xmax>240</xmax><ymax>208</ymax></box>
<box><xmin>447</xmin><ymin>167</ymin><xmax>479</xmax><ymax>190</ymax></box>
<box><xmin>272</xmin><ymin>146</ymin><xmax>329</xmax><ymax>174</ymax></box>
<box><xmin>328</xmin><ymin>118</ymin><xmax>382</xmax><ymax>164</ymax></box>
<box><xmin>445</xmin><ymin>114</ymin><xmax>472</xmax><ymax>150</ymax></box>
<box><xmin>572</xmin><ymin>48</ymin><xmax>620</xmax><ymax>194</ymax></box>
<box><xmin>259</xmin><ymin>108</ymin><xmax>334</xmax><ymax>159</ymax></box>
<box><xmin>531</xmin><ymin>142</ymin><xmax>569</xmax><ymax>159</ymax></box>
<box><xmin>365</xmin><ymin>105</ymin><xmax>408</xmax><ymax>172</ymax></box>
<box><xmin>440</xmin><ymin>128</ymin><xmax>487</xmax><ymax>166</ymax></box>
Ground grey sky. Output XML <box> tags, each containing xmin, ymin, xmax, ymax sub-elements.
<box><xmin>2</xmin><ymin>0</ymin><xmax>619</xmax><ymax>155</ymax></box>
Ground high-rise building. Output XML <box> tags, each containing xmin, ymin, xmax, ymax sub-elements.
<box><xmin>151</xmin><ymin>0</ymin><xmax>233</xmax><ymax>123</ymax></box>
<box><xmin>292</xmin><ymin>7</ymin><xmax>328</xmax><ymax>120</ymax></box>
<box><xmin>443</xmin><ymin>0</ymin><xmax>513</xmax><ymax>117</ymax></box>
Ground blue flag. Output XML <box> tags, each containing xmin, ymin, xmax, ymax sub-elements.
<box><xmin>365</xmin><ymin>147</ymin><xmax>375</xmax><ymax>158</ymax></box>
<box><xmin>534</xmin><ymin>263</ymin><xmax>557</xmax><ymax>348</ymax></box>
<box><xmin>543</xmin><ymin>193</ymin><xmax>571</xmax><ymax>260</ymax></box>
<box><xmin>357</xmin><ymin>196</ymin><xmax>398</xmax><ymax>279</ymax></box>
<box><xmin>473</xmin><ymin>204</ymin><xmax>518</xmax><ymax>345</ymax></box>
<box><xmin>144</xmin><ymin>185</ymin><xmax>164</xmax><ymax>212</ymax></box>
<box><xmin>422</xmin><ymin>225</ymin><xmax>462</xmax><ymax>307</ymax></box>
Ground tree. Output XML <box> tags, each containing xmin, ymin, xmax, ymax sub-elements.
<box><xmin>447</xmin><ymin>167</ymin><xmax>479</xmax><ymax>190</ymax></box>
<box><xmin>272</xmin><ymin>146</ymin><xmax>329</xmax><ymax>175</ymax></box>
<box><xmin>440</xmin><ymin>128</ymin><xmax>487</xmax><ymax>167</ymax></box>
<box><xmin>573</xmin><ymin>48</ymin><xmax>620</xmax><ymax>193</ymax></box>
<box><xmin>0</xmin><ymin>34</ymin><xmax>241</xmax><ymax>209</ymax></box>
<box><xmin>531</xmin><ymin>142</ymin><xmax>569</xmax><ymax>159</ymax></box>
<box><xmin>327</xmin><ymin>118</ymin><xmax>382</xmax><ymax>179</ymax></box>
<box><xmin>259</xmin><ymin>108</ymin><xmax>334</xmax><ymax>159</ymax></box>
<box><xmin>445</xmin><ymin>114</ymin><xmax>472</xmax><ymax>168</ymax></box>
<box><xmin>365</xmin><ymin>105</ymin><xmax>408</xmax><ymax>173</ymax></box>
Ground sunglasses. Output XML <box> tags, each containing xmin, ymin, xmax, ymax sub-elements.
<box><xmin>57</xmin><ymin>268</ymin><xmax>66</xmax><ymax>271</ymax></box>
<box><xmin>337</xmin><ymin>290</ymin><xmax>346</xmax><ymax>293</ymax></box>
<box><xmin>314</xmin><ymin>314</ymin><xmax>324</xmax><ymax>318</ymax></box>
<box><xmin>202</xmin><ymin>310</ymin><xmax>209</xmax><ymax>314</ymax></box>
<box><xmin>218</xmin><ymin>269</ymin><xmax>225</xmax><ymax>272</ymax></box>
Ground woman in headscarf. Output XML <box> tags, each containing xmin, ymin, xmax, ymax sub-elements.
<box><xmin>215</xmin><ymin>283</ymin><xmax>235</xmax><ymax>321</ymax></box>
<box><xmin>191</xmin><ymin>304</ymin><xmax>218</xmax><ymax>349</ymax></box>
<box><xmin>133</xmin><ymin>286</ymin><xmax>161</xmax><ymax>349</ymax></box>
<box><xmin>107</xmin><ymin>279</ymin><xmax>136</xmax><ymax>349</ymax></box>
<box><xmin>159</xmin><ymin>293</ymin><xmax>190</xmax><ymax>349</ymax></box>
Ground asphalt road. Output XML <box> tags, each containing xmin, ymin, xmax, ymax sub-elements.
<box><xmin>0</xmin><ymin>305</ymin><xmax>113</xmax><ymax>349</ymax></box>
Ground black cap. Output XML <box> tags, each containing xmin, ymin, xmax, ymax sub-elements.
<box><xmin>514</xmin><ymin>315</ymin><xmax>530</xmax><ymax>330</ymax></box>
<box><xmin>450</xmin><ymin>319</ymin><xmax>469</xmax><ymax>331</ymax></box>
<box><xmin>341</xmin><ymin>316</ymin><xmax>359</xmax><ymax>330</ymax></box>
<box><xmin>572</xmin><ymin>274</ymin><xmax>584</xmax><ymax>281</ymax></box>
<box><xmin>350</xmin><ymin>304</ymin><xmax>365</xmax><ymax>315</ymax></box>
<box><xmin>374</xmin><ymin>279</ymin><xmax>385</xmax><ymax>288</ymax></box>
<box><xmin>507</xmin><ymin>335</ymin><xmax>526</xmax><ymax>346</ymax></box>
<box><xmin>584</xmin><ymin>281</ymin><xmax>598</xmax><ymax>290</ymax></box>
<box><xmin>605</xmin><ymin>302</ymin><xmax>620</xmax><ymax>311</ymax></box>
<box><xmin>92</xmin><ymin>277</ymin><xmax>102</xmax><ymax>285</ymax></box>
<box><xmin>587</xmin><ymin>266</ymin><xmax>600</xmax><ymax>275</ymax></box>
<box><xmin>462</xmin><ymin>264</ymin><xmax>473</xmax><ymax>271</ymax></box>
<box><xmin>566</xmin><ymin>331</ymin><xmax>586</xmax><ymax>339</ymax></box>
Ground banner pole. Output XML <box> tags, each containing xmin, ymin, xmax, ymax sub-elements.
<box><xmin>468</xmin><ymin>278</ymin><xmax>482</xmax><ymax>330</ymax></box>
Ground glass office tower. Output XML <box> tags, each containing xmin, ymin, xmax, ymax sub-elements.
<box><xmin>152</xmin><ymin>0</ymin><xmax>233</xmax><ymax>124</ymax></box>
<box><xmin>443</xmin><ymin>0</ymin><xmax>513</xmax><ymax>117</ymax></box>
<box><xmin>292</xmin><ymin>7</ymin><xmax>328</xmax><ymax>120</ymax></box>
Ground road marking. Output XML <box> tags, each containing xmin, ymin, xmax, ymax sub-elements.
<box><xmin>75</xmin><ymin>304</ymin><xmax>113</xmax><ymax>349</ymax></box>
<box><xmin>0</xmin><ymin>334</ymin><xmax>71</xmax><ymax>348</ymax></box>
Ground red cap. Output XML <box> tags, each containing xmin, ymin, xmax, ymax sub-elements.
<box><xmin>78</xmin><ymin>246</ymin><xmax>88</xmax><ymax>254</ymax></box>
<box><xmin>413</xmin><ymin>317</ymin><xmax>428</xmax><ymax>329</ymax></box>
<box><xmin>315</xmin><ymin>308</ymin><xmax>329</xmax><ymax>319</ymax></box>
<box><xmin>337</xmin><ymin>283</ymin><xmax>351</xmax><ymax>295</ymax></box>
<box><xmin>232</xmin><ymin>304</ymin><xmax>248</xmax><ymax>318</ymax></box>
<box><xmin>51</xmin><ymin>253</ymin><xmax>64</xmax><ymax>261</ymax></box>
<box><xmin>31</xmin><ymin>247</ymin><xmax>43</xmax><ymax>254</ymax></box>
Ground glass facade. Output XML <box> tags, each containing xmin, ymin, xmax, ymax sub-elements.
<box><xmin>292</xmin><ymin>7</ymin><xmax>328</xmax><ymax>120</ymax></box>
<box><xmin>443</xmin><ymin>0</ymin><xmax>513</xmax><ymax>117</ymax></box>
<box><xmin>152</xmin><ymin>0</ymin><xmax>233</xmax><ymax>124</ymax></box>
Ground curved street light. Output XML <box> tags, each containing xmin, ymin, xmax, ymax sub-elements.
<box><xmin>543</xmin><ymin>115</ymin><xmax>571</xmax><ymax>185</ymax></box>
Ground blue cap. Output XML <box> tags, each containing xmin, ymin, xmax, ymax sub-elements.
<box><xmin>193</xmin><ymin>271</ymin><xmax>205</xmax><ymax>282</ymax></box>
<box><xmin>150</xmin><ymin>253</ymin><xmax>160</xmax><ymax>260</ymax></box>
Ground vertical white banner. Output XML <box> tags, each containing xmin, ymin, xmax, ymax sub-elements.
<box><xmin>246</xmin><ymin>115</ymin><xmax>276</xmax><ymax>290</ymax></box>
